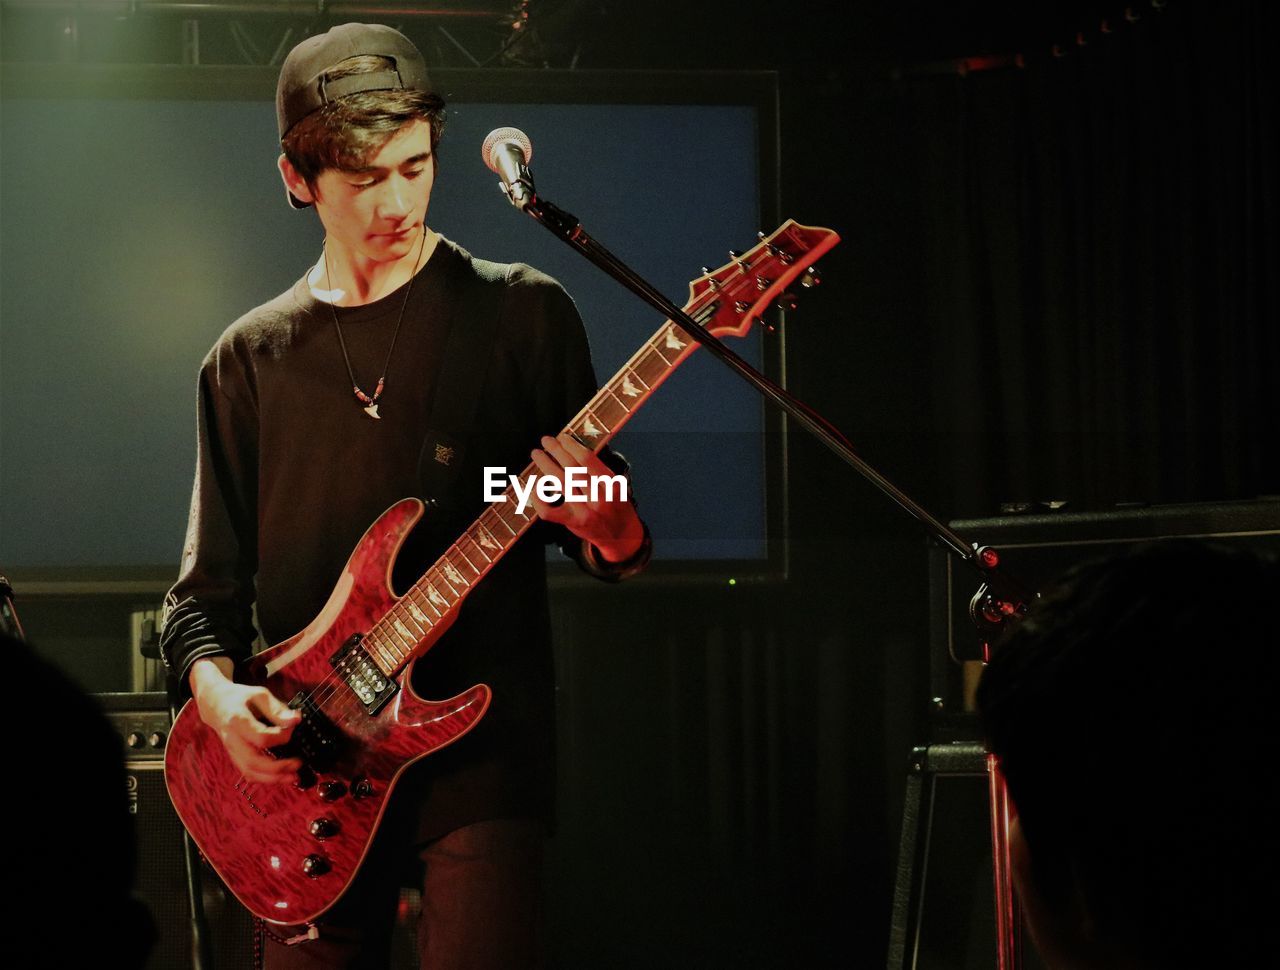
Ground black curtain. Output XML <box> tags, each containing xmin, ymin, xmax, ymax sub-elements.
<box><xmin>895</xmin><ymin>0</ymin><xmax>1279</xmax><ymax>514</ymax></box>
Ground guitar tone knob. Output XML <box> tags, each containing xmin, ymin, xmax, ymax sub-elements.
<box><xmin>301</xmin><ymin>854</ymin><xmax>330</xmax><ymax>877</ymax></box>
<box><xmin>294</xmin><ymin>766</ymin><xmax>317</xmax><ymax>790</ymax></box>
<box><xmin>351</xmin><ymin>777</ymin><xmax>375</xmax><ymax>800</ymax></box>
<box><xmin>309</xmin><ymin>817</ymin><xmax>340</xmax><ymax>840</ymax></box>
<box><xmin>318</xmin><ymin>781</ymin><xmax>347</xmax><ymax>802</ymax></box>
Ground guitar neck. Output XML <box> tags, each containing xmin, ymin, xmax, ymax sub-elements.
<box><xmin>362</xmin><ymin>316</ymin><xmax>700</xmax><ymax>677</ymax></box>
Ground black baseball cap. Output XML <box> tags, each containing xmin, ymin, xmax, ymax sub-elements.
<box><xmin>276</xmin><ymin>23</ymin><xmax>433</xmax><ymax>209</ymax></box>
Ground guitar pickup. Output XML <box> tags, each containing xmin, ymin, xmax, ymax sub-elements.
<box><xmin>330</xmin><ymin>634</ymin><xmax>398</xmax><ymax>716</ymax></box>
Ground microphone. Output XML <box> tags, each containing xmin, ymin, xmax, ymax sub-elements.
<box><xmin>482</xmin><ymin>127</ymin><xmax>535</xmax><ymax>209</ymax></box>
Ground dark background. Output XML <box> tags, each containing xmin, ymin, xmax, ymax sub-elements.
<box><xmin>3</xmin><ymin>1</ymin><xmax>1277</xmax><ymax>967</ymax></box>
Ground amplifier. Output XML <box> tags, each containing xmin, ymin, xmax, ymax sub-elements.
<box><xmin>101</xmin><ymin>692</ymin><xmax>422</xmax><ymax>968</ymax></box>
<box><xmin>927</xmin><ymin>499</ymin><xmax>1280</xmax><ymax>719</ymax></box>
<box><xmin>99</xmin><ymin>692</ymin><xmax>255</xmax><ymax>970</ymax></box>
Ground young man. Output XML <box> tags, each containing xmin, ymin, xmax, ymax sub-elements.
<box><xmin>978</xmin><ymin>541</ymin><xmax>1277</xmax><ymax>970</ymax></box>
<box><xmin>160</xmin><ymin>23</ymin><xmax>650</xmax><ymax>967</ymax></box>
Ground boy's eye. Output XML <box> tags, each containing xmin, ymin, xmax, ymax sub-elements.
<box><xmin>405</xmin><ymin>169</ymin><xmax>425</xmax><ymax>179</ymax></box>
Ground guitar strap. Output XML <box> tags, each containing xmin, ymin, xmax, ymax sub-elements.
<box><xmin>415</xmin><ymin>254</ymin><xmax>508</xmax><ymax>514</ymax></box>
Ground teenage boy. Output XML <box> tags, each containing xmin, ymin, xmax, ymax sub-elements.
<box><xmin>160</xmin><ymin>22</ymin><xmax>650</xmax><ymax>967</ymax></box>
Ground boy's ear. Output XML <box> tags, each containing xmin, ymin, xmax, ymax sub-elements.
<box><xmin>278</xmin><ymin>154</ymin><xmax>316</xmax><ymax>206</ymax></box>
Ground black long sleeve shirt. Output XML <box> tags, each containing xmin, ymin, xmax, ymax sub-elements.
<box><xmin>160</xmin><ymin>237</ymin><xmax>648</xmax><ymax>839</ymax></box>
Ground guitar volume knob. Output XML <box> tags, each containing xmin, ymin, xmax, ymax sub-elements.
<box><xmin>301</xmin><ymin>854</ymin><xmax>330</xmax><ymax>877</ymax></box>
<box><xmin>318</xmin><ymin>780</ymin><xmax>347</xmax><ymax>802</ymax></box>
<box><xmin>309</xmin><ymin>817</ymin><xmax>340</xmax><ymax>840</ymax></box>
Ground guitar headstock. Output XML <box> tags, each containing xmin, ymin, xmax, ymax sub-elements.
<box><xmin>687</xmin><ymin>220</ymin><xmax>840</xmax><ymax>338</ymax></box>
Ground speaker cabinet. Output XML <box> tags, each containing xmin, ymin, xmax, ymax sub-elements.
<box><xmin>102</xmin><ymin>692</ymin><xmax>422</xmax><ymax>968</ymax></box>
<box><xmin>887</xmin><ymin>742</ymin><xmax>1046</xmax><ymax>970</ymax></box>
<box><xmin>101</xmin><ymin>692</ymin><xmax>256</xmax><ymax>970</ymax></box>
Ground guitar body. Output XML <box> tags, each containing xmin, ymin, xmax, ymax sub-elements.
<box><xmin>164</xmin><ymin>498</ymin><xmax>491</xmax><ymax>925</ymax></box>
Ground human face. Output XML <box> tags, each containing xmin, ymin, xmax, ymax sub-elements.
<box><xmin>309</xmin><ymin>118</ymin><xmax>436</xmax><ymax>267</ymax></box>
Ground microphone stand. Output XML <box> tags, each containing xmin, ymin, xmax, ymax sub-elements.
<box><xmin>506</xmin><ymin>185</ymin><xmax>1035</xmax><ymax>970</ymax></box>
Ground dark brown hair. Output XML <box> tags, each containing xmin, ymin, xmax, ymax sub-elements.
<box><xmin>281</xmin><ymin>55</ymin><xmax>446</xmax><ymax>189</ymax></box>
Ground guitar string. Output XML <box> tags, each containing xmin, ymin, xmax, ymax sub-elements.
<box><xmin>239</xmin><ymin>241</ymin><xmax>789</xmax><ymax>796</ymax></box>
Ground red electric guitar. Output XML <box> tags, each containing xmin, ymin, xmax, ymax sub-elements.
<box><xmin>164</xmin><ymin>220</ymin><xmax>840</xmax><ymax>924</ymax></box>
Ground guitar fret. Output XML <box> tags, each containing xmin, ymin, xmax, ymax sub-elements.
<box><xmin>393</xmin><ymin>610</ymin><xmax>423</xmax><ymax>643</ymax></box>
<box><xmin>476</xmin><ymin>520</ymin><xmax>505</xmax><ymax>554</ymax></box>
<box><xmin>634</xmin><ymin>346</ymin><xmax>670</xmax><ymax>382</ymax></box>
<box><xmin>587</xmin><ymin>391</ymin><xmax>627</xmax><ymax>433</ymax></box>
<box><xmin>381</xmin><ymin>619</ymin><xmax>414</xmax><ymax>655</ymax></box>
<box><xmin>423</xmin><ymin>579</ymin><xmax>451</xmax><ymax>613</ymax></box>
<box><xmin>602</xmin><ymin>385</ymin><xmax>632</xmax><ymax>416</ymax></box>
<box><xmin>487</xmin><ymin>507</ymin><xmax>517</xmax><ymax>536</ymax></box>
<box><xmin>408</xmin><ymin>586</ymin><xmax>441</xmax><ymax>621</ymax></box>
<box><xmin>575</xmin><ymin>409</ymin><xmax>609</xmax><ymax>443</ymax></box>
<box><xmin>367</xmin><ymin>632</ymin><xmax>399</xmax><ymax>669</ymax></box>
<box><xmin>649</xmin><ymin>335</ymin><xmax>678</xmax><ymax>366</ymax></box>
<box><xmin>492</xmin><ymin>500</ymin><xmax>524</xmax><ymax>534</ymax></box>
<box><xmin>460</xmin><ymin>532</ymin><xmax>492</xmax><ymax>566</ymax></box>
<box><xmin>618</xmin><ymin>369</ymin><xmax>647</xmax><ymax>399</ymax></box>
<box><xmin>439</xmin><ymin>559</ymin><xmax>468</xmax><ymax>591</ymax></box>
<box><xmin>661</xmin><ymin>323</ymin><xmax>690</xmax><ymax>355</ymax></box>
<box><xmin>405</xmin><ymin>595</ymin><xmax>432</xmax><ymax>627</ymax></box>
<box><xmin>445</xmin><ymin>548</ymin><xmax>480</xmax><ymax>585</ymax></box>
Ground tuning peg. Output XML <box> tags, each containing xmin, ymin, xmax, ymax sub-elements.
<box><xmin>775</xmin><ymin>292</ymin><xmax>798</xmax><ymax>311</ymax></box>
<box><xmin>800</xmin><ymin>266</ymin><xmax>822</xmax><ymax>288</ymax></box>
<box><xmin>755</xmin><ymin>276</ymin><xmax>774</xmax><ymax>291</ymax></box>
<box><xmin>756</xmin><ymin>230</ymin><xmax>767</xmax><ymax>241</ymax></box>
<box><xmin>729</xmin><ymin>249</ymin><xmax>743</xmax><ymax>258</ymax></box>
<box><xmin>734</xmin><ymin>301</ymin><xmax>751</xmax><ymax>314</ymax></box>
<box><xmin>701</xmin><ymin>266</ymin><xmax>711</xmax><ymax>275</ymax></box>
<box><xmin>765</xmin><ymin>242</ymin><xmax>793</xmax><ymax>264</ymax></box>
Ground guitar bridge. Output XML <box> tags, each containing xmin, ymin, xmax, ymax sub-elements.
<box><xmin>330</xmin><ymin>634</ymin><xmax>398</xmax><ymax>716</ymax></box>
<box><xmin>277</xmin><ymin>693</ymin><xmax>345</xmax><ymax>771</ymax></box>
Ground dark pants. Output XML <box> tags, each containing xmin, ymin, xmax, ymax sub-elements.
<box><xmin>261</xmin><ymin>818</ymin><xmax>545</xmax><ymax>970</ymax></box>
